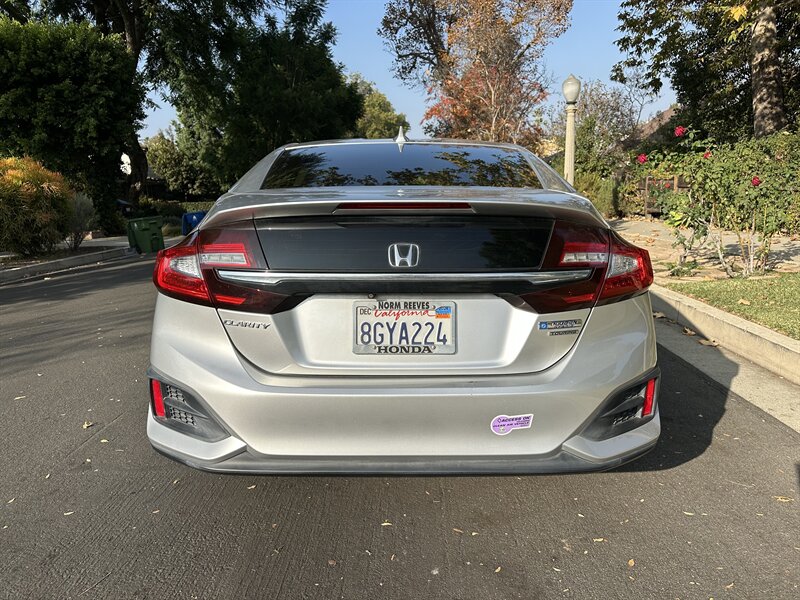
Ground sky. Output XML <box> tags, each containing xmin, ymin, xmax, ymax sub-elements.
<box><xmin>140</xmin><ymin>0</ymin><xmax>675</xmax><ymax>139</ymax></box>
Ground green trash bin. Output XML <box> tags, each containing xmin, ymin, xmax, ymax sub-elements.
<box><xmin>127</xmin><ymin>217</ymin><xmax>165</xmax><ymax>254</ymax></box>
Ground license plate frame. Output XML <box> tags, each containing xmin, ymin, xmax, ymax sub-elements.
<box><xmin>353</xmin><ymin>300</ymin><xmax>457</xmax><ymax>355</ymax></box>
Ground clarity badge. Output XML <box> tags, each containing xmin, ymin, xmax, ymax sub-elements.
<box><xmin>490</xmin><ymin>413</ymin><xmax>533</xmax><ymax>435</ymax></box>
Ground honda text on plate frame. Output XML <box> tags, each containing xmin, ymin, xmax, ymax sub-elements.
<box><xmin>147</xmin><ymin>137</ymin><xmax>660</xmax><ymax>474</ymax></box>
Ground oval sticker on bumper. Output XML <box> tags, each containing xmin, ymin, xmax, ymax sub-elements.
<box><xmin>491</xmin><ymin>414</ymin><xmax>533</xmax><ymax>435</ymax></box>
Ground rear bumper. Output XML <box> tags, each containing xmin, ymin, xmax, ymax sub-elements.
<box><xmin>147</xmin><ymin>406</ymin><xmax>660</xmax><ymax>474</ymax></box>
<box><xmin>147</xmin><ymin>292</ymin><xmax>659</xmax><ymax>473</ymax></box>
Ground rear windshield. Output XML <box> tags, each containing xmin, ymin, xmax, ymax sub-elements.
<box><xmin>261</xmin><ymin>143</ymin><xmax>542</xmax><ymax>189</ymax></box>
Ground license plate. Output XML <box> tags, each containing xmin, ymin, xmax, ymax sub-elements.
<box><xmin>353</xmin><ymin>300</ymin><xmax>456</xmax><ymax>355</ymax></box>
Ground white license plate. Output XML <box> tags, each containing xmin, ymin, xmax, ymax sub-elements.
<box><xmin>353</xmin><ymin>300</ymin><xmax>456</xmax><ymax>355</ymax></box>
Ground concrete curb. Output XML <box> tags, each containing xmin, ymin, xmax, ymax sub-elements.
<box><xmin>650</xmin><ymin>284</ymin><xmax>800</xmax><ymax>386</ymax></box>
<box><xmin>0</xmin><ymin>247</ymin><xmax>136</xmax><ymax>284</ymax></box>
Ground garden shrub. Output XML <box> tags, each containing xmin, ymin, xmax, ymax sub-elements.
<box><xmin>574</xmin><ymin>170</ymin><xmax>617</xmax><ymax>217</ymax></box>
<box><xmin>631</xmin><ymin>128</ymin><xmax>800</xmax><ymax>276</ymax></box>
<box><xmin>66</xmin><ymin>192</ymin><xmax>96</xmax><ymax>251</ymax></box>
<box><xmin>0</xmin><ymin>157</ymin><xmax>73</xmax><ymax>255</ymax></box>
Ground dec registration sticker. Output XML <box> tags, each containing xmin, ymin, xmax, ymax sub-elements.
<box><xmin>353</xmin><ymin>300</ymin><xmax>457</xmax><ymax>355</ymax></box>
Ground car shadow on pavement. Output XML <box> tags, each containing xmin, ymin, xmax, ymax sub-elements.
<box><xmin>616</xmin><ymin>344</ymin><xmax>736</xmax><ymax>473</ymax></box>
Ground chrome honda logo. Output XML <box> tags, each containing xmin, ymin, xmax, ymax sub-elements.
<box><xmin>387</xmin><ymin>243</ymin><xmax>420</xmax><ymax>268</ymax></box>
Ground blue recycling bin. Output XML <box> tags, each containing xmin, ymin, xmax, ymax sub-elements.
<box><xmin>181</xmin><ymin>211</ymin><xmax>207</xmax><ymax>235</ymax></box>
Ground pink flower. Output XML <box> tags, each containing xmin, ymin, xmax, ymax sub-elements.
<box><xmin>636</xmin><ymin>153</ymin><xmax>647</xmax><ymax>164</ymax></box>
<box><xmin>751</xmin><ymin>176</ymin><xmax>762</xmax><ymax>187</ymax></box>
<box><xmin>674</xmin><ymin>126</ymin><xmax>687</xmax><ymax>137</ymax></box>
<box><xmin>703</xmin><ymin>151</ymin><xmax>712</xmax><ymax>159</ymax></box>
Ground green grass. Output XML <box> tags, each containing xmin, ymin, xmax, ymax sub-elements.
<box><xmin>663</xmin><ymin>273</ymin><xmax>800</xmax><ymax>340</ymax></box>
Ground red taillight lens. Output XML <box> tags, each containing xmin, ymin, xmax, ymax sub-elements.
<box><xmin>152</xmin><ymin>223</ymin><xmax>290</xmax><ymax>313</ymax></box>
<box><xmin>518</xmin><ymin>222</ymin><xmax>652</xmax><ymax>314</ymax></box>
<box><xmin>335</xmin><ymin>202</ymin><xmax>473</xmax><ymax>211</ymax></box>
<box><xmin>520</xmin><ymin>221</ymin><xmax>609</xmax><ymax>313</ymax></box>
<box><xmin>153</xmin><ymin>235</ymin><xmax>211</xmax><ymax>306</ymax></box>
<box><xmin>642</xmin><ymin>378</ymin><xmax>657</xmax><ymax>417</ymax></box>
<box><xmin>597</xmin><ymin>232</ymin><xmax>654</xmax><ymax>304</ymax></box>
<box><xmin>150</xmin><ymin>379</ymin><xmax>166</xmax><ymax>417</ymax></box>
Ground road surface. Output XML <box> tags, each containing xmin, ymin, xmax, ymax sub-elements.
<box><xmin>1</xmin><ymin>259</ymin><xmax>798</xmax><ymax>599</ymax></box>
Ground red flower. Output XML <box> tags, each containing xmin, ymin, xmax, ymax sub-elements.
<box><xmin>674</xmin><ymin>126</ymin><xmax>687</xmax><ymax>137</ymax></box>
<box><xmin>664</xmin><ymin>182</ymin><xmax>671</xmax><ymax>189</ymax></box>
<box><xmin>636</xmin><ymin>153</ymin><xmax>647</xmax><ymax>164</ymax></box>
<box><xmin>703</xmin><ymin>151</ymin><xmax>712</xmax><ymax>159</ymax></box>
<box><xmin>751</xmin><ymin>176</ymin><xmax>762</xmax><ymax>187</ymax></box>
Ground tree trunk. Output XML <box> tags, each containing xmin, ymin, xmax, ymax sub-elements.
<box><xmin>125</xmin><ymin>135</ymin><xmax>148</xmax><ymax>205</ymax></box>
<box><xmin>750</xmin><ymin>4</ymin><xmax>788</xmax><ymax>137</ymax></box>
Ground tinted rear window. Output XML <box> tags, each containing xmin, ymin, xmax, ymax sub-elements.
<box><xmin>261</xmin><ymin>143</ymin><xmax>542</xmax><ymax>189</ymax></box>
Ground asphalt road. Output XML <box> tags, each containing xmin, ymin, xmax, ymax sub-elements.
<box><xmin>1</xmin><ymin>259</ymin><xmax>798</xmax><ymax>600</ymax></box>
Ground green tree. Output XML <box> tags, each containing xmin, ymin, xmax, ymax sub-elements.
<box><xmin>0</xmin><ymin>18</ymin><xmax>145</xmax><ymax>230</ymax></box>
<box><xmin>2</xmin><ymin>1</ymin><xmax>274</xmax><ymax>202</ymax></box>
<box><xmin>169</xmin><ymin>0</ymin><xmax>362</xmax><ymax>188</ymax></box>
<box><xmin>146</xmin><ymin>127</ymin><xmax>221</xmax><ymax>200</ymax></box>
<box><xmin>348</xmin><ymin>74</ymin><xmax>410</xmax><ymax>138</ymax></box>
<box><xmin>613</xmin><ymin>0</ymin><xmax>799</xmax><ymax>140</ymax></box>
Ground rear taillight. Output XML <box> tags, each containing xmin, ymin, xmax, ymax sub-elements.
<box><xmin>519</xmin><ymin>221</ymin><xmax>652</xmax><ymax>313</ymax></box>
<box><xmin>153</xmin><ymin>235</ymin><xmax>211</xmax><ymax>306</ymax></box>
<box><xmin>596</xmin><ymin>232</ymin><xmax>654</xmax><ymax>304</ymax></box>
<box><xmin>153</xmin><ymin>222</ymin><xmax>290</xmax><ymax>313</ymax></box>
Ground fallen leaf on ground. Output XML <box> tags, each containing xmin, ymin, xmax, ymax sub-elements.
<box><xmin>152</xmin><ymin>510</ymin><xmax>160</xmax><ymax>514</ymax></box>
<box><xmin>683</xmin><ymin>511</ymin><xmax>695</xmax><ymax>516</ymax></box>
<box><xmin>6</xmin><ymin>498</ymin><xmax>14</xmax><ymax>504</ymax></box>
<box><xmin>14</xmin><ymin>396</ymin><xmax>26</xmax><ymax>400</ymax></box>
<box><xmin>652</xmin><ymin>312</ymin><xmax>666</xmax><ymax>319</ymax></box>
<box><xmin>494</xmin><ymin>567</ymin><xmax>502</xmax><ymax>573</ymax></box>
<box><xmin>553</xmin><ymin>567</ymin><xmax>561</xmax><ymax>572</ymax></box>
<box><xmin>682</xmin><ymin>327</ymin><xmax>697</xmax><ymax>336</ymax></box>
<box><xmin>773</xmin><ymin>496</ymin><xmax>794</xmax><ymax>502</ymax></box>
<box><xmin>82</xmin><ymin>421</ymin><xmax>94</xmax><ymax>429</ymax></box>
<box><xmin>737</xmin><ymin>298</ymin><xmax>751</xmax><ymax>305</ymax></box>
<box><xmin>699</xmin><ymin>339</ymin><xmax>719</xmax><ymax>346</ymax></box>
<box><xmin>327</xmin><ymin>559</ymin><xmax>336</xmax><ymax>566</ymax></box>
<box><xmin>452</xmin><ymin>528</ymin><xmax>463</xmax><ymax>534</ymax></box>
<box><xmin>63</xmin><ymin>511</ymin><xmax>74</xmax><ymax>516</ymax></box>
<box><xmin>247</xmin><ymin>485</ymin><xmax>256</xmax><ymax>490</ymax></box>
<box><xmin>627</xmin><ymin>559</ymin><xmax>635</xmax><ymax>568</ymax></box>
<box><xmin>381</xmin><ymin>521</ymin><xmax>392</xmax><ymax>527</ymax></box>
<box><xmin>592</xmin><ymin>538</ymin><xmax>606</xmax><ymax>542</ymax></box>
<box><xmin>100</xmin><ymin>439</ymin><xmax>108</xmax><ymax>443</ymax></box>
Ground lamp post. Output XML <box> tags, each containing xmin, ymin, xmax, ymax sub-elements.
<box><xmin>562</xmin><ymin>74</ymin><xmax>581</xmax><ymax>186</ymax></box>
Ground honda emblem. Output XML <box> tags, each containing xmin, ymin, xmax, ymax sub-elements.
<box><xmin>387</xmin><ymin>243</ymin><xmax>420</xmax><ymax>268</ymax></box>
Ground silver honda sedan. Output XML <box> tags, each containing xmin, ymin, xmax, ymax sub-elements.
<box><xmin>146</xmin><ymin>138</ymin><xmax>659</xmax><ymax>474</ymax></box>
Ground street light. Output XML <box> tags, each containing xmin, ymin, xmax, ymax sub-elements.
<box><xmin>562</xmin><ymin>74</ymin><xmax>581</xmax><ymax>186</ymax></box>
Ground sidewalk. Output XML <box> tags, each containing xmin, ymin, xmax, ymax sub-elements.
<box><xmin>610</xmin><ymin>217</ymin><xmax>800</xmax><ymax>280</ymax></box>
<box><xmin>0</xmin><ymin>236</ymin><xmax>182</xmax><ymax>284</ymax></box>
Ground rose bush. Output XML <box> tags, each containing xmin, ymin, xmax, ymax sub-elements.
<box><xmin>629</xmin><ymin>129</ymin><xmax>799</xmax><ymax>277</ymax></box>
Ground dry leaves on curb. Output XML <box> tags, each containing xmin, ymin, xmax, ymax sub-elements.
<box><xmin>82</xmin><ymin>421</ymin><xmax>94</xmax><ymax>429</ymax></box>
<box><xmin>699</xmin><ymin>339</ymin><xmax>719</xmax><ymax>347</ymax></box>
<box><xmin>682</xmin><ymin>327</ymin><xmax>697</xmax><ymax>336</ymax></box>
<box><xmin>652</xmin><ymin>312</ymin><xmax>666</xmax><ymax>319</ymax></box>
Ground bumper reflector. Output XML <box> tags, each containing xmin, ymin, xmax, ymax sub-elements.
<box><xmin>150</xmin><ymin>379</ymin><xmax>166</xmax><ymax>418</ymax></box>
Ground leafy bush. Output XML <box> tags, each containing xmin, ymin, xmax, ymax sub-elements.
<box><xmin>0</xmin><ymin>157</ymin><xmax>73</xmax><ymax>255</ymax></box>
<box><xmin>631</xmin><ymin>128</ymin><xmax>800</xmax><ymax>277</ymax></box>
<box><xmin>573</xmin><ymin>170</ymin><xmax>616</xmax><ymax>217</ymax></box>
<box><xmin>66</xmin><ymin>192</ymin><xmax>96</xmax><ymax>251</ymax></box>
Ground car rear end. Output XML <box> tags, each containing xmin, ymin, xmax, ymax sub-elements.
<box><xmin>146</xmin><ymin>141</ymin><xmax>659</xmax><ymax>474</ymax></box>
